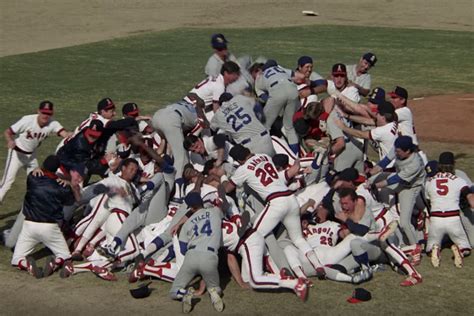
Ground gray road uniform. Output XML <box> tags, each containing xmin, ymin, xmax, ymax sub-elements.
<box><xmin>211</xmin><ymin>94</ymin><xmax>275</xmax><ymax>156</ymax></box>
<box><xmin>170</xmin><ymin>207</ymin><xmax>223</xmax><ymax>298</ymax></box>
<box><xmin>346</xmin><ymin>64</ymin><xmax>371</xmax><ymax>92</ymax></box>
<box><xmin>326</xmin><ymin>109</ymin><xmax>364</xmax><ymax>172</ymax></box>
<box><xmin>255</xmin><ymin>65</ymin><xmax>300</xmax><ymax>148</ymax></box>
<box><xmin>375</xmin><ymin>149</ymin><xmax>426</xmax><ymax>245</ymax></box>
<box><xmin>152</xmin><ymin>100</ymin><xmax>198</xmax><ymax>179</ymax></box>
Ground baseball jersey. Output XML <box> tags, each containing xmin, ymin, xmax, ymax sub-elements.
<box><xmin>166</xmin><ymin>101</ymin><xmax>199</xmax><ymax>130</ymax></box>
<box><xmin>221</xmin><ymin>220</ymin><xmax>240</xmax><ymax>252</ymax></box>
<box><xmin>180</xmin><ymin>207</ymin><xmax>223</xmax><ymax>252</ymax></box>
<box><xmin>303</xmin><ymin>221</ymin><xmax>341</xmax><ymax>248</ymax></box>
<box><xmin>369</xmin><ymin>121</ymin><xmax>399</xmax><ymax>159</ymax></box>
<box><xmin>326</xmin><ymin>81</ymin><xmax>361</xmax><ymax>103</ymax></box>
<box><xmin>97</xmin><ymin>173</ymin><xmax>140</xmax><ymax>214</ymax></box>
<box><xmin>185</xmin><ymin>183</ymin><xmax>239</xmax><ymax>218</ymax></box>
<box><xmin>205</xmin><ymin>53</ymin><xmax>239</xmax><ymax>77</ymax></box>
<box><xmin>326</xmin><ymin>109</ymin><xmax>363</xmax><ymax>149</ymax></box>
<box><xmin>425</xmin><ymin>172</ymin><xmax>470</xmax><ymax>212</ymax></box>
<box><xmin>210</xmin><ymin>95</ymin><xmax>267</xmax><ymax>144</ymax></box>
<box><xmin>395</xmin><ymin>107</ymin><xmax>419</xmax><ymax>145</ymax></box>
<box><xmin>255</xmin><ymin>65</ymin><xmax>293</xmax><ymax>96</ymax></box>
<box><xmin>9</xmin><ymin>114</ymin><xmax>64</xmax><ymax>153</ymax></box>
<box><xmin>138</xmin><ymin>158</ymin><xmax>156</xmax><ymax>179</ymax></box>
<box><xmin>346</xmin><ymin>64</ymin><xmax>371</xmax><ymax>90</ymax></box>
<box><xmin>356</xmin><ymin>185</ymin><xmax>386</xmax><ymax>218</ymax></box>
<box><xmin>188</xmin><ymin>74</ymin><xmax>225</xmax><ymax>107</ymax></box>
<box><xmin>230</xmin><ymin>154</ymin><xmax>288</xmax><ymax>201</ymax></box>
<box><xmin>386</xmin><ymin>149</ymin><xmax>426</xmax><ymax>186</ymax></box>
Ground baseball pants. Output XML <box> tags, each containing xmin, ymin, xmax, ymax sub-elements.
<box><xmin>0</xmin><ymin>149</ymin><xmax>38</xmax><ymax>202</ymax></box>
<box><xmin>12</xmin><ymin>220</ymin><xmax>71</xmax><ymax>266</ymax></box>
<box><xmin>427</xmin><ymin>215</ymin><xmax>471</xmax><ymax>252</ymax></box>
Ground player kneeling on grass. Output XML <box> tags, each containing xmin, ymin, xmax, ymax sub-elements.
<box><xmin>11</xmin><ymin>155</ymin><xmax>81</xmax><ymax>278</ymax></box>
<box><xmin>425</xmin><ymin>155</ymin><xmax>474</xmax><ymax>268</ymax></box>
<box><xmin>169</xmin><ymin>192</ymin><xmax>225</xmax><ymax>313</ymax></box>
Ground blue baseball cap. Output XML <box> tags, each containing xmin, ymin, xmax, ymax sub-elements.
<box><xmin>297</xmin><ymin>56</ymin><xmax>313</xmax><ymax>67</ymax></box>
<box><xmin>362</xmin><ymin>52</ymin><xmax>377</xmax><ymax>66</ymax></box>
<box><xmin>211</xmin><ymin>34</ymin><xmax>228</xmax><ymax>49</ymax></box>
<box><xmin>425</xmin><ymin>160</ymin><xmax>438</xmax><ymax>177</ymax></box>
<box><xmin>394</xmin><ymin>136</ymin><xmax>415</xmax><ymax>151</ymax></box>
<box><xmin>184</xmin><ymin>191</ymin><xmax>203</xmax><ymax>208</ymax></box>
<box><xmin>368</xmin><ymin>87</ymin><xmax>385</xmax><ymax>105</ymax></box>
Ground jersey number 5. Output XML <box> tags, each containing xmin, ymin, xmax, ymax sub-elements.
<box><xmin>435</xmin><ymin>179</ymin><xmax>449</xmax><ymax>196</ymax></box>
<box><xmin>226</xmin><ymin>108</ymin><xmax>251</xmax><ymax>132</ymax></box>
<box><xmin>255</xmin><ymin>163</ymin><xmax>279</xmax><ymax>186</ymax></box>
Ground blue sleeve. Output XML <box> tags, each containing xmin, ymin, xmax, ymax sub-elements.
<box><xmin>310</xmin><ymin>79</ymin><xmax>327</xmax><ymax>88</ymax></box>
<box><xmin>179</xmin><ymin>241</ymin><xmax>188</xmax><ymax>255</ymax></box>
<box><xmin>387</xmin><ymin>174</ymin><xmax>402</xmax><ymax>185</ymax></box>
<box><xmin>253</xmin><ymin>102</ymin><xmax>265</xmax><ymax>122</ymax></box>
<box><xmin>258</xmin><ymin>93</ymin><xmax>269</xmax><ymax>103</ymax></box>
<box><xmin>345</xmin><ymin>219</ymin><xmax>369</xmax><ymax>236</ymax></box>
<box><xmin>378</xmin><ymin>156</ymin><xmax>392</xmax><ymax>169</ymax></box>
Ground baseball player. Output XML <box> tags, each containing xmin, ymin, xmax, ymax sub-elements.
<box><xmin>346</xmin><ymin>52</ymin><xmax>377</xmax><ymax>97</ymax></box>
<box><xmin>425</xmin><ymin>154</ymin><xmax>474</xmax><ymax>268</ymax></box>
<box><xmin>151</xmin><ymin>93</ymin><xmax>207</xmax><ymax>202</ymax></box>
<box><xmin>334</xmin><ymin>101</ymin><xmax>399</xmax><ymax>162</ymax></box>
<box><xmin>254</xmin><ymin>59</ymin><xmax>301</xmax><ymax>155</ymax></box>
<box><xmin>183</xmin><ymin>134</ymin><xmax>233</xmax><ymax>171</ymax></box>
<box><xmin>210</xmin><ymin>93</ymin><xmax>275</xmax><ymax>156</ymax></box>
<box><xmin>169</xmin><ymin>192</ymin><xmax>225</xmax><ymax>313</ymax></box>
<box><xmin>1</xmin><ymin>101</ymin><xmax>70</xmax><ymax>203</ymax></box>
<box><xmin>11</xmin><ymin>155</ymin><xmax>80</xmax><ymax>278</ymax></box>
<box><xmin>224</xmin><ymin>145</ymin><xmax>325</xmax><ymax>274</ymax></box>
<box><xmin>369</xmin><ymin>136</ymin><xmax>426</xmax><ymax>265</ymax></box>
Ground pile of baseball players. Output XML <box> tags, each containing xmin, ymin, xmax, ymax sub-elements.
<box><xmin>2</xmin><ymin>33</ymin><xmax>473</xmax><ymax>313</ymax></box>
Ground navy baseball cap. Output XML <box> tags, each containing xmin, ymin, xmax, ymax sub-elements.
<box><xmin>185</xmin><ymin>191</ymin><xmax>203</xmax><ymax>208</ymax></box>
<box><xmin>262</xmin><ymin>59</ymin><xmax>278</xmax><ymax>71</ymax></box>
<box><xmin>97</xmin><ymin>98</ymin><xmax>115</xmax><ymax>112</ymax></box>
<box><xmin>219</xmin><ymin>92</ymin><xmax>233</xmax><ymax>105</ymax></box>
<box><xmin>122</xmin><ymin>102</ymin><xmax>139</xmax><ymax>117</ymax></box>
<box><xmin>394</xmin><ymin>135</ymin><xmax>415</xmax><ymax>151</ymax></box>
<box><xmin>211</xmin><ymin>34</ymin><xmax>228</xmax><ymax>49</ymax></box>
<box><xmin>129</xmin><ymin>281</ymin><xmax>152</xmax><ymax>299</ymax></box>
<box><xmin>332</xmin><ymin>63</ymin><xmax>347</xmax><ymax>76</ymax></box>
<box><xmin>362</xmin><ymin>52</ymin><xmax>377</xmax><ymax>66</ymax></box>
<box><xmin>439</xmin><ymin>151</ymin><xmax>455</xmax><ymax>165</ymax></box>
<box><xmin>389</xmin><ymin>86</ymin><xmax>408</xmax><ymax>100</ymax></box>
<box><xmin>39</xmin><ymin>100</ymin><xmax>54</xmax><ymax>115</ymax></box>
<box><xmin>297</xmin><ymin>56</ymin><xmax>313</xmax><ymax>67</ymax></box>
<box><xmin>71</xmin><ymin>163</ymin><xmax>88</xmax><ymax>177</ymax></box>
<box><xmin>42</xmin><ymin>155</ymin><xmax>60</xmax><ymax>173</ymax></box>
<box><xmin>347</xmin><ymin>288</ymin><xmax>372</xmax><ymax>304</ymax></box>
<box><xmin>425</xmin><ymin>160</ymin><xmax>438</xmax><ymax>177</ymax></box>
<box><xmin>368</xmin><ymin>87</ymin><xmax>385</xmax><ymax>105</ymax></box>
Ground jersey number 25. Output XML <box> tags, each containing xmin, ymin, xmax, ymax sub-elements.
<box><xmin>226</xmin><ymin>108</ymin><xmax>251</xmax><ymax>132</ymax></box>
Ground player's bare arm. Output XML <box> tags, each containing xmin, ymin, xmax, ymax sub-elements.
<box><xmin>333</xmin><ymin>118</ymin><xmax>370</xmax><ymax>140</ymax></box>
<box><xmin>330</xmin><ymin>137</ymin><xmax>345</xmax><ymax>158</ymax></box>
<box><xmin>227</xmin><ymin>252</ymin><xmax>250</xmax><ymax>289</ymax></box>
<box><xmin>4</xmin><ymin>128</ymin><xmax>15</xmax><ymax>149</ymax></box>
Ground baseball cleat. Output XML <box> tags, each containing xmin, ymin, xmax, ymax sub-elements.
<box><xmin>351</xmin><ymin>268</ymin><xmax>373</xmax><ymax>285</ymax></box>
<box><xmin>379</xmin><ymin>221</ymin><xmax>398</xmax><ymax>242</ymax></box>
<box><xmin>96</xmin><ymin>244</ymin><xmax>117</xmax><ymax>261</ymax></box>
<box><xmin>59</xmin><ymin>261</ymin><xmax>74</xmax><ymax>278</ymax></box>
<box><xmin>182</xmin><ymin>287</ymin><xmax>195</xmax><ymax>314</ymax></box>
<box><xmin>209</xmin><ymin>287</ymin><xmax>224</xmax><ymax>312</ymax></box>
<box><xmin>279</xmin><ymin>268</ymin><xmax>294</xmax><ymax>280</ymax></box>
<box><xmin>451</xmin><ymin>244</ymin><xmax>463</xmax><ymax>268</ymax></box>
<box><xmin>400</xmin><ymin>273</ymin><xmax>422</xmax><ymax>287</ymax></box>
<box><xmin>129</xmin><ymin>254</ymin><xmax>146</xmax><ymax>283</ymax></box>
<box><xmin>26</xmin><ymin>256</ymin><xmax>43</xmax><ymax>279</ymax></box>
<box><xmin>43</xmin><ymin>256</ymin><xmax>58</xmax><ymax>277</ymax></box>
<box><xmin>315</xmin><ymin>267</ymin><xmax>326</xmax><ymax>280</ymax></box>
<box><xmin>70</xmin><ymin>251</ymin><xmax>84</xmax><ymax>262</ymax></box>
<box><xmin>92</xmin><ymin>266</ymin><xmax>117</xmax><ymax>281</ymax></box>
<box><xmin>431</xmin><ymin>244</ymin><xmax>440</xmax><ymax>268</ymax></box>
<box><xmin>294</xmin><ymin>277</ymin><xmax>309</xmax><ymax>302</ymax></box>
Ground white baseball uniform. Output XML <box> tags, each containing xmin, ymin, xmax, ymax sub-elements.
<box><xmin>425</xmin><ymin>172</ymin><xmax>471</xmax><ymax>252</ymax></box>
<box><xmin>1</xmin><ymin>114</ymin><xmax>64</xmax><ymax>202</ymax></box>
<box><xmin>346</xmin><ymin>64</ymin><xmax>371</xmax><ymax>91</ymax></box>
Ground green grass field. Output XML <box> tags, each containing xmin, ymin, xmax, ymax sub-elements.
<box><xmin>1</xmin><ymin>25</ymin><xmax>473</xmax><ymax>314</ymax></box>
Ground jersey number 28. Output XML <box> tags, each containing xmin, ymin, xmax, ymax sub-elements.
<box><xmin>255</xmin><ymin>163</ymin><xmax>279</xmax><ymax>186</ymax></box>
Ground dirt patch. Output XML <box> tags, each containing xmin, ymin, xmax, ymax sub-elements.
<box><xmin>410</xmin><ymin>94</ymin><xmax>474</xmax><ymax>144</ymax></box>
<box><xmin>1</xmin><ymin>0</ymin><xmax>472</xmax><ymax>57</ymax></box>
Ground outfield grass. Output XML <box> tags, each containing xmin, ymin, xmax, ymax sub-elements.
<box><xmin>0</xmin><ymin>25</ymin><xmax>473</xmax><ymax>314</ymax></box>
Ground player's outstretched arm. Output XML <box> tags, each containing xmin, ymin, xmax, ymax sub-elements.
<box><xmin>227</xmin><ymin>252</ymin><xmax>250</xmax><ymax>289</ymax></box>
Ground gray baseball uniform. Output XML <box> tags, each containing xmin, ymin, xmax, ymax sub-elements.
<box><xmin>152</xmin><ymin>100</ymin><xmax>198</xmax><ymax>179</ymax></box>
<box><xmin>326</xmin><ymin>109</ymin><xmax>364</xmax><ymax>172</ymax></box>
<box><xmin>211</xmin><ymin>94</ymin><xmax>275</xmax><ymax>156</ymax></box>
<box><xmin>170</xmin><ymin>206</ymin><xmax>223</xmax><ymax>298</ymax></box>
<box><xmin>346</xmin><ymin>64</ymin><xmax>371</xmax><ymax>91</ymax></box>
<box><xmin>255</xmin><ymin>65</ymin><xmax>300</xmax><ymax>147</ymax></box>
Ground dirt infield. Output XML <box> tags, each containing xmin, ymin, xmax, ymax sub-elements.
<box><xmin>411</xmin><ymin>94</ymin><xmax>474</xmax><ymax>144</ymax></box>
<box><xmin>1</xmin><ymin>0</ymin><xmax>472</xmax><ymax>57</ymax></box>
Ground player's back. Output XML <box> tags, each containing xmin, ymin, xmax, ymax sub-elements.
<box><xmin>304</xmin><ymin>221</ymin><xmax>341</xmax><ymax>248</ymax></box>
<box><xmin>426</xmin><ymin>172</ymin><xmax>468</xmax><ymax>212</ymax></box>
<box><xmin>232</xmin><ymin>154</ymin><xmax>288</xmax><ymax>201</ymax></box>
<box><xmin>183</xmin><ymin>207</ymin><xmax>223</xmax><ymax>252</ymax></box>
<box><xmin>257</xmin><ymin>66</ymin><xmax>292</xmax><ymax>91</ymax></box>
